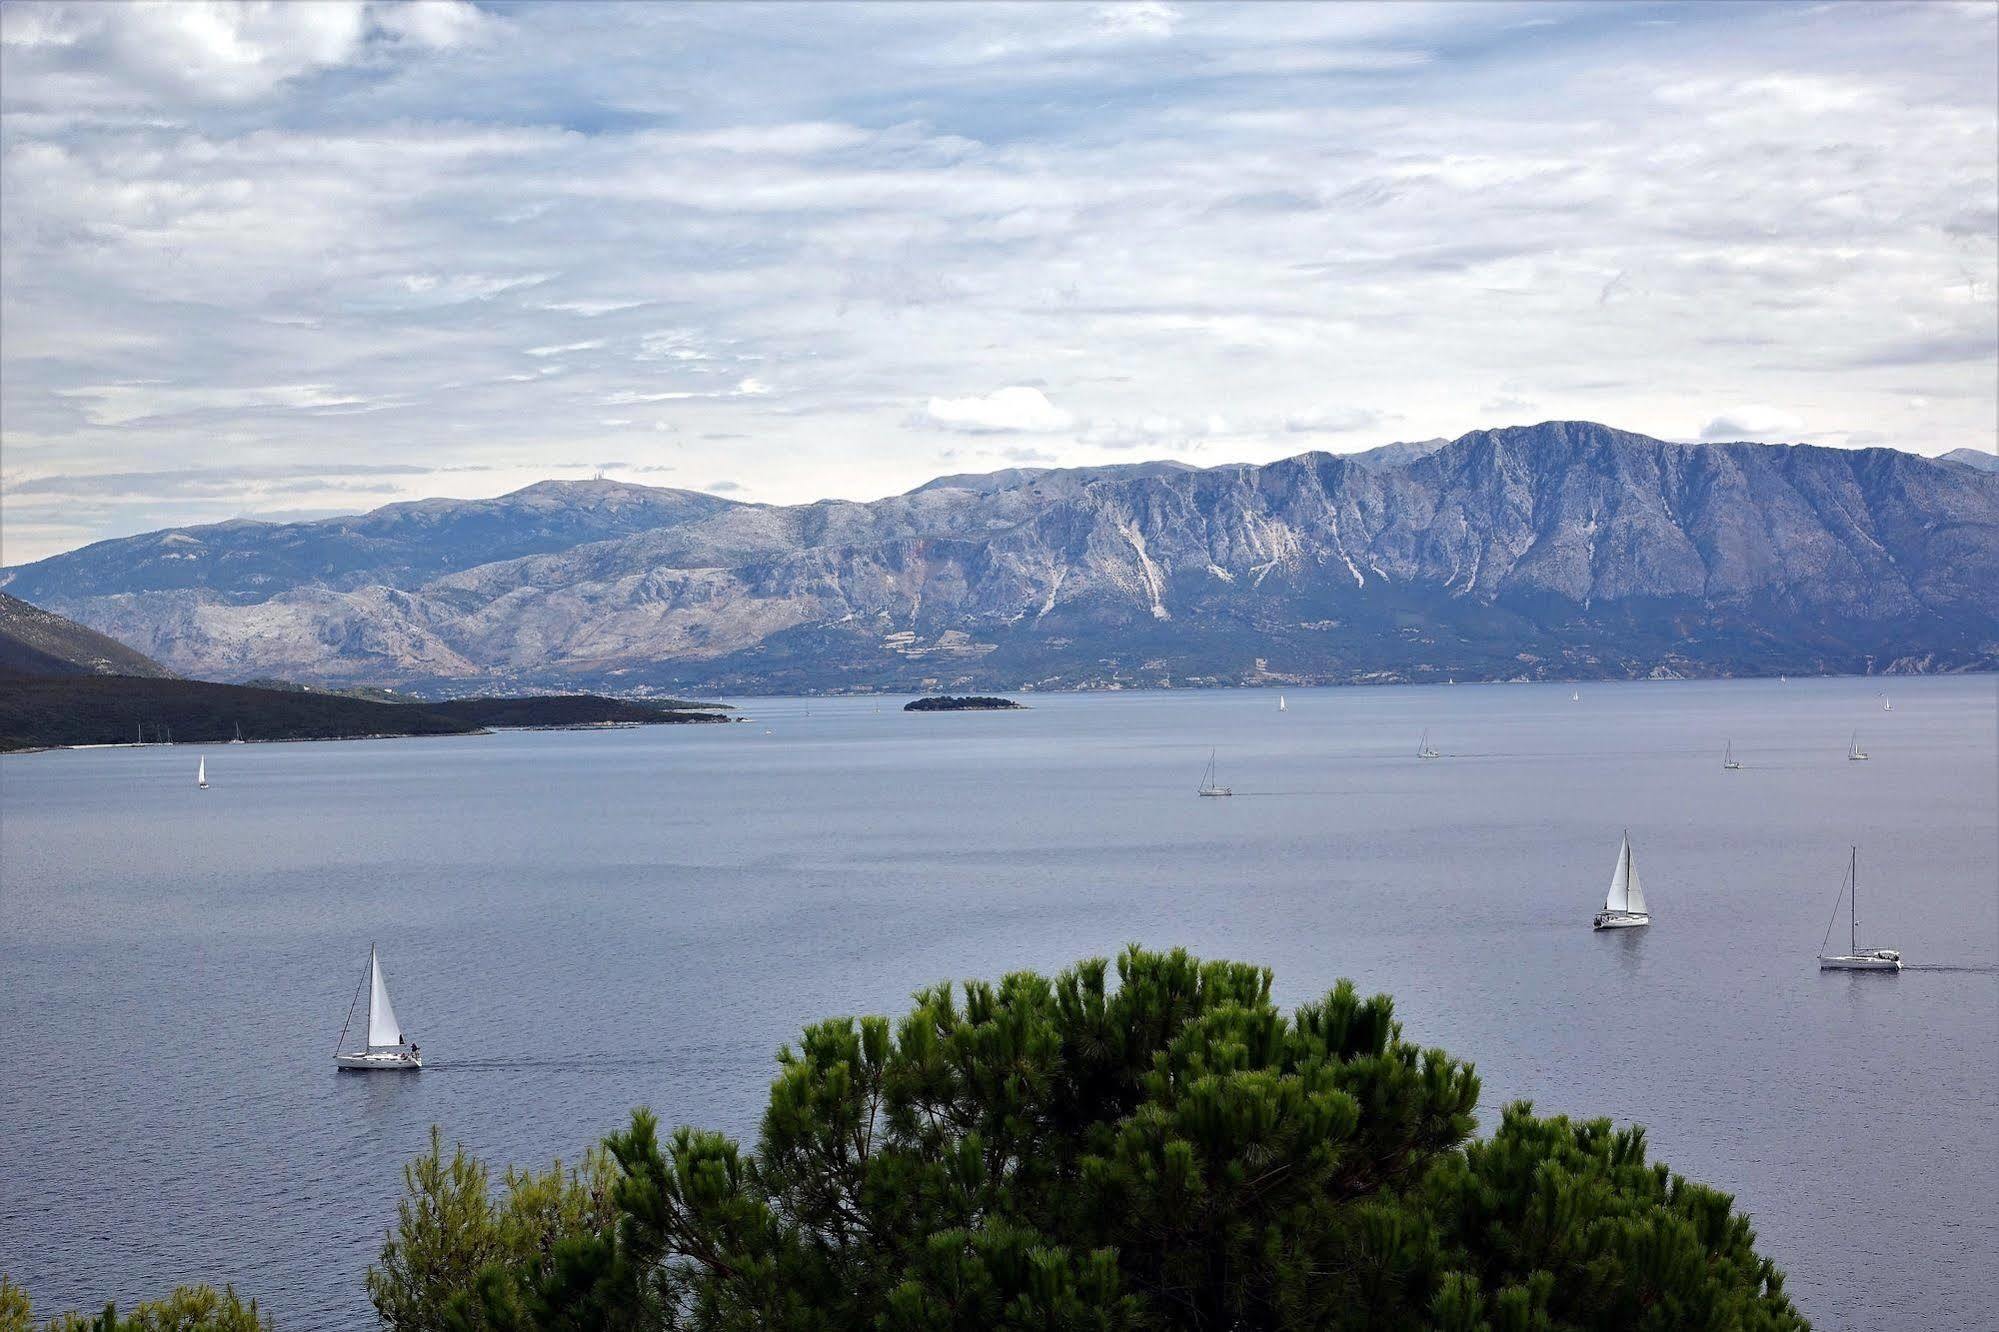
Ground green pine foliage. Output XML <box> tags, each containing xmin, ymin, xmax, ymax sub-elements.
<box><xmin>407</xmin><ymin>947</ymin><xmax>1803</xmax><ymax>1331</ymax></box>
<box><xmin>367</xmin><ymin>1128</ymin><xmax>620</xmax><ymax>1331</ymax></box>
<box><xmin>0</xmin><ymin>1276</ymin><xmax>269</xmax><ymax>1332</ymax></box>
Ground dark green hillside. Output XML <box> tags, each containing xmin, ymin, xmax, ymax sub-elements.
<box><xmin>0</xmin><ymin>592</ymin><xmax>175</xmax><ymax>679</ymax></box>
<box><xmin>0</xmin><ymin>676</ymin><xmax>479</xmax><ymax>752</ymax></box>
<box><xmin>422</xmin><ymin>694</ymin><xmax>731</xmax><ymax>727</ymax></box>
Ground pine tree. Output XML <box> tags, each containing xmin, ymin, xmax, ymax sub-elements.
<box><xmin>420</xmin><ymin>947</ymin><xmax>1803</xmax><ymax>1331</ymax></box>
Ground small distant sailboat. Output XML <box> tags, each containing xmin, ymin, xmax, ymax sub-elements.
<box><xmin>1779</xmin><ymin>675</ymin><xmax>1788</xmax><ymax>684</ymax></box>
<box><xmin>1417</xmin><ymin>729</ymin><xmax>1441</xmax><ymax>759</ymax></box>
<box><xmin>1722</xmin><ymin>741</ymin><xmax>1741</xmax><ymax>771</ymax></box>
<box><xmin>1881</xmin><ymin>695</ymin><xmax>1892</xmax><ymax>712</ymax></box>
<box><xmin>335</xmin><ymin>945</ymin><xmax>423</xmax><ymax>1069</ymax></box>
<box><xmin>1197</xmin><ymin>749</ymin><xmax>1232</xmax><ymax>798</ymax></box>
<box><xmin>1592</xmin><ymin>831</ymin><xmax>1650</xmax><ymax>930</ymax></box>
<box><xmin>1278</xmin><ymin>693</ymin><xmax>1287</xmax><ymax>712</ymax></box>
<box><xmin>1847</xmin><ymin>731</ymin><xmax>1868</xmax><ymax>762</ymax></box>
<box><xmin>196</xmin><ymin>757</ymin><xmax>208</xmax><ymax>789</ymax></box>
<box><xmin>1571</xmin><ymin>689</ymin><xmax>1581</xmax><ymax>702</ymax></box>
<box><xmin>231</xmin><ymin>722</ymin><xmax>245</xmax><ymax>744</ymax></box>
<box><xmin>1817</xmin><ymin>847</ymin><xmax>1901</xmax><ymax>972</ymax></box>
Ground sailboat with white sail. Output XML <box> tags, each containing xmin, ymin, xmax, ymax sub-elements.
<box><xmin>1278</xmin><ymin>693</ymin><xmax>1287</xmax><ymax>712</ymax></box>
<box><xmin>231</xmin><ymin>723</ymin><xmax>245</xmax><ymax>744</ymax></box>
<box><xmin>1722</xmin><ymin>742</ymin><xmax>1741</xmax><ymax>771</ymax></box>
<box><xmin>1847</xmin><ymin>730</ymin><xmax>1868</xmax><ymax>762</ymax></box>
<box><xmin>1417</xmin><ymin>729</ymin><xmax>1441</xmax><ymax>759</ymax></box>
<box><xmin>1571</xmin><ymin>689</ymin><xmax>1581</xmax><ymax>702</ymax></box>
<box><xmin>1817</xmin><ymin>847</ymin><xmax>1901</xmax><ymax>972</ymax></box>
<box><xmin>1592</xmin><ymin>832</ymin><xmax>1650</xmax><ymax>930</ymax></box>
<box><xmin>335</xmin><ymin>945</ymin><xmax>422</xmax><ymax>1069</ymax></box>
<box><xmin>1197</xmin><ymin>749</ymin><xmax>1232</xmax><ymax>798</ymax></box>
<box><xmin>196</xmin><ymin>757</ymin><xmax>208</xmax><ymax>789</ymax></box>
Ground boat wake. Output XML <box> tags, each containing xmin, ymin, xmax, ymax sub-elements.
<box><xmin>1900</xmin><ymin>963</ymin><xmax>1999</xmax><ymax>973</ymax></box>
<box><xmin>422</xmin><ymin>1052</ymin><xmax>694</xmax><ymax>1072</ymax></box>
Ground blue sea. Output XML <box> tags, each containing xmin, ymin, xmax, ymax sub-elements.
<box><xmin>2</xmin><ymin>675</ymin><xmax>1994</xmax><ymax>1329</ymax></box>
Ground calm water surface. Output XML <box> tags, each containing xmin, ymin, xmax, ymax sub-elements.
<box><xmin>2</xmin><ymin>677</ymin><xmax>1995</xmax><ymax>1329</ymax></box>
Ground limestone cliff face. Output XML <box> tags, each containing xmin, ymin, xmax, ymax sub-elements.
<box><xmin>6</xmin><ymin>424</ymin><xmax>1995</xmax><ymax>691</ymax></box>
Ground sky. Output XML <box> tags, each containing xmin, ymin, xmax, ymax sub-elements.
<box><xmin>1</xmin><ymin>0</ymin><xmax>1995</xmax><ymax>564</ymax></box>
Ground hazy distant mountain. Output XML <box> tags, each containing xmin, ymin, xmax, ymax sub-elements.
<box><xmin>5</xmin><ymin>423</ymin><xmax>1995</xmax><ymax>692</ymax></box>
<box><xmin>1940</xmin><ymin>447</ymin><xmax>1999</xmax><ymax>474</ymax></box>
<box><xmin>0</xmin><ymin>479</ymin><xmax>734</xmax><ymax>603</ymax></box>
<box><xmin>0</xmin><ymin>592</ymin><xmax>174</xmax><ymax>679</ymax></box>
<box><xmin>1344</xmin><ymin>437</ymin><xmax>1452</xmax><ymax>471</ymax></box>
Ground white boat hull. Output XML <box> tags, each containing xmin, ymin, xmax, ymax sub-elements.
<box><xmin>1819</xmin><ymin>952</ymin><xmax>1901</xmax><ymax>972</ymax></box>
<box><xmin>1198</xmin><ymin>788</ymin><xmax>1232</xmax><ymax>798</ymax></box>
<box><xmin>1593</xmin><ymin>910</ymin><xmax>1650</xmax><ymax>930</ymax></box>
<box><xmin>336</xmin><ymin>1050</ymin><xmax>421</xmax><ymax>1070</ymax></box>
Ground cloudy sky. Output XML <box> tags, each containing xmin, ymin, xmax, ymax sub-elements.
<box><xmin>2</xmin><ymin>0</ymin><xmax>1994</xmax><ymax>563</ymax></box>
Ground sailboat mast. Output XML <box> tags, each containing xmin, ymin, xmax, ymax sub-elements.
<box><xmin>365</xmin><ymin>944</ymin><xmax>378</xmax><ymax>1048</ymax></box>
<box><xmin>1850</xmin><ymin>847</ymin><xmax>1858</xmax><ymax>954</ymax></box>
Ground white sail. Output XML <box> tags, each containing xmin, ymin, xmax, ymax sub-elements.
<box><xmin>1278</xmin><ymin>694</ymin><xmax>1286</xmax><ymax>711</ymax></box>
<box><xmin>196</xmin><ymin>758</ymin><xmax>207</xmax><ymax>787</ymax></box>
<box><xmin>1623</xmin><ymin>841</ymin><xmax>1647</xmax><ymax>915</ymax></box>
<box><xmin>366</xmin><ymin>947</ymin><xmax>404</xmax><ymax>1048</ymax></box>
<box><xmin>1604</xmin><ymin>835</ymin><xmax>1637</xmax><ymax>913</ymax></box>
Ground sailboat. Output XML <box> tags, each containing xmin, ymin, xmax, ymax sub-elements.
<box><xmin>335</xmin><ymin>945</ymin><xmax>422</xmax><ymax>1069</ymax></box>
<box><xmin>1197</xmin><ymin>749</ymin><xmax>1232</xmax><ymax>798</ymax></box>
<box><xmin>1817</xmin><ymin>847</ymin><xmax>1901</xmax><ymax>972</ymax></box>
<box><xmin>1278</xmin><ymin>693</ymin><xmax>1287</xmax><ymax>712</ymax></box>
<box><xmin>1571</xmin><ymin>689</ymin><xmax>1581</xmax><ymax>702</ymax></box>
<box><xmin>1417</xmin><ymin>729</ymin><xmax>1441</xmax><ymax>759</ymax></box>
<box><xmin>1722</xmin><ymin>742</ymin><xmax>1741</xmax><ymax>771</ymax></box>
<box><xmin>231</xmin><ymin>722</ymin><xmax>245</xmax><ymax>744</ymax></box>
<box><xmin>196</xmin><ymin>757</ymin><xmax>208</xmax><ymax>789</ymax></box>
<box><xmin>1592</xmin><ymin>831</ymin><xmax>1650</xmax><ymax>930</ymax></box>
<box><xmin>1847</xmin><ymin>731</ymin><xmax>1868</xmax><ymax>762</ymax></box>
<box><xmin>1881</xmin><ymin>696</ymin><xmax>1892</xmax><ymax>712</ymax></box>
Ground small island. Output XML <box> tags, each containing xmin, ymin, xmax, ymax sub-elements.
<box><xmin>903</xmin><ymin>695</ymin><xmax>1025</xmax><ymax>712</ymax></box>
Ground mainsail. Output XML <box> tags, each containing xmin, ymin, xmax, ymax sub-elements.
<box><xmin>1604</xmin><ymin>835</ymin><xmax>1646</xmax><ymax>914</ymax></box>
<box><xmin>366</xmin><ymin>947</ymin><xmax>404</xmax><ymax>1048</ymax></box>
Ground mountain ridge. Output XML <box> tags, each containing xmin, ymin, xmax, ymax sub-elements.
<box><xmin>6</xmin><ymin>422</ymin><xmax>1995</xmax><ymax>693</ymax></box>
<box><xmin>0</xmin><ymin>592</ymin><xmax>176</xmax><ymax>679</ymax></box>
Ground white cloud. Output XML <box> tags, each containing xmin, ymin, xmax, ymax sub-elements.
<box><xmin>1094</xmin><ymin>3</ymin><xmax>1180</xmax><ymax>41</ymax></box>
<box><xmin>54</xmin><ymin>382</ymin><xmax>373</xmax><ymax>427</ymax></box>
<box><xmin>1284</xmin><ymin>407</ymin><xmax>1386</xmax><ymax>435</ymax></box>
<box><xmin>0</xmin><ymin>1</ymin><xmax>487</xmax><ymax>109</ymax></box>
<box><xmin>370</xmin><ymin>0</ymin><xmax>491</xmax><ymax>50</ymax></box>
<box><xmin>1</xmin><ymin>0</ymin><xmax>1993</xmax><ymax>561</ymax></box>
<box><xmin>1699</xmin><ymin>406</ymin><xmax>1806</xmax><ymax>441</ymax></box>
<box><xmin>923</xmin><ymin>387</ymin><xmax>1075</xmax><ymax>434</ymax></box>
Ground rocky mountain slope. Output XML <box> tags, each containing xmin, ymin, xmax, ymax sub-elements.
<box><xmin>6</xmin><ymin>423</ymin><xmax>1995</xmax><ymax>692</ymax></box>
<box><xmin>1941</xmin><ymin>447</ymin><xmax>1999</xmax><ymax>474</ymax></box>
<box><xmin>0</xmin><ymin>592</ymin><xmax>174</xmax><ymax>679</ymax></box>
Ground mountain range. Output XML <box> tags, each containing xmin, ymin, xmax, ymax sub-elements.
<box><xmin>5</xmin><ymin>422</ymin><xmax>1995</xmax><ymax>694</ymax></box>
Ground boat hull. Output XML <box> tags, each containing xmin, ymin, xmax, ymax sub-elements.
<box><xmin>1592</xmin><ymin>911</ymin><xmax>1650</xmax><ymax>930</ymax></box>
<box><xmin>336</xmin><ymin>1051</ymin><xmax>422</xmax><ymax>1071</ymax></box>
<box><xmin>1198</xmin><ymin>789</ymin><xmax>1232</xmax><ymax>797</ymax></box>
<box><xmin>1818</xmin><ymin>954</ymin><xmax>1902</xmax><ymax>972</ymax></box>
